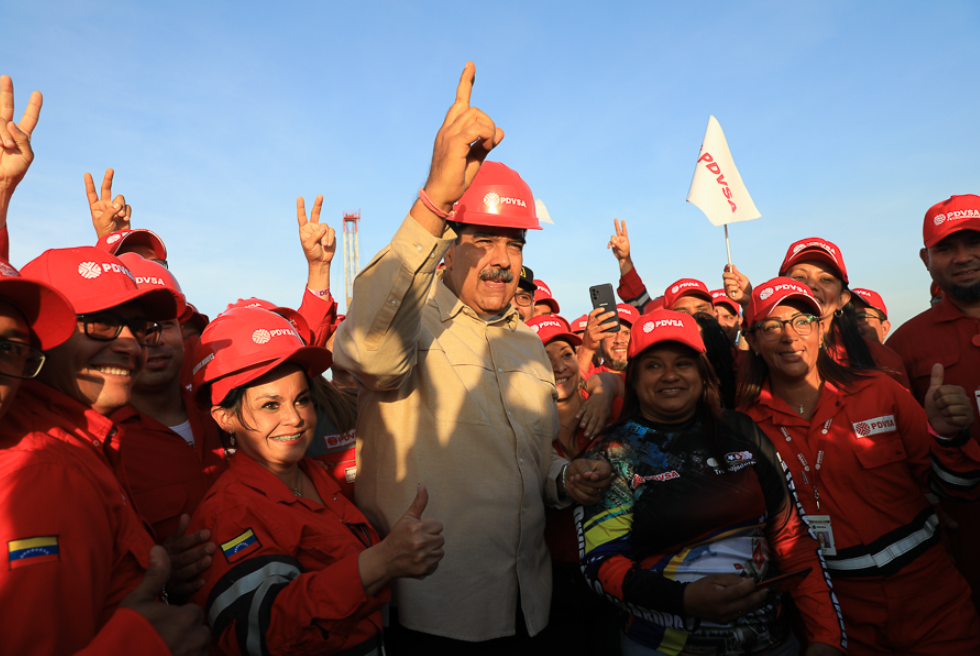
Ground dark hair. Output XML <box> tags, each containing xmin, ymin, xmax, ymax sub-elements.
<box><xmin>825</xmin><ymin>290</ymin><xmax>876</xmax><ymax>368</ymax></box>
<box><xmin>694</xmin><ymin>312</ymin><xmax>737</xmax><ymax>409</ymax></box>
<box><xmin>600</xmin><ymin>342</ymin><xmax>729</xmax><ymax>465</ymax></box>
<box><xmin>309</xmin><ymin>374</ymin><xmax>357</xmax><ymax>434</ymax></box>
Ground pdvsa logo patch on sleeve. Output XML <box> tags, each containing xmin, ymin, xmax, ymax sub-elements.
<box><xmin>852</xmin><ymin>415</ymin><xmax>896</xmax><ymax>438</ymax></box>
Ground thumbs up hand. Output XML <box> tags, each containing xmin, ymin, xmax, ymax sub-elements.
<box><xmin>924</xmin><ymin>363</ymin><xmax>974</xmax><ymax>437</ymax></box>
<box><xmin>119</xmin><ymin>546</ymin><xmax>211</xmax><ymax>656</ymax></box>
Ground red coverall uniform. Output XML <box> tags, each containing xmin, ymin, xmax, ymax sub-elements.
<box><xmin>111</xmin><ymin>386</ymin><xmax>229</xmax><ymax>539</ymax></box>
<box><xmin>189</xmin><ymin>453</ymin><xmax>389</xmax><ymax>656</ymax></box>
<box><xmin>746</xmin><ymin>372</ymin><xmax>980</xmax><ymax>654</ymax></box>
<box><xmin>0</xmin><ymin>381</ymin><xmax>168</xmax><ymax>655</ymax></box>
<box><xmin>887</xmin><ymin>295</ymin><xmax>980</xmax><ymax>610</ymax></box>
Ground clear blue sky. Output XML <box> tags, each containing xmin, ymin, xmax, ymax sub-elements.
<box><xmin>3</xmin><ymin>1</ymin><xmax>978</xmax><ymax>329</ymax></box>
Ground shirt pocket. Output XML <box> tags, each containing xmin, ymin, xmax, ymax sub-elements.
<box><xmin>850</xmin><ymin>433</ymin><xmax>919</xmax><ymax>509</ymax></box>
<box><xmin>504</xmin><ymin>358</ymin><xmax>557</xmax><ymax>439</ymax></box>
<box><xmin>911</xmin><ymin>350</ymin><xmax>960</xmax><ymax>399</ymax></box>
<box><xmin>417</xmin><ymin>337</ymin><xmax>491</xmax><ymax>426</ymax></box>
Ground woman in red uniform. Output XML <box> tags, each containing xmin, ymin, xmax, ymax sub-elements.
<box><xmin>189</xmin><ymin>307</ymin><xmax>445</xmax><ymax>656</ymax></box>
<box><xmin>739</xmin><ymin>277</ymin><xmax>980</xmax><ymax>655</ymax></box>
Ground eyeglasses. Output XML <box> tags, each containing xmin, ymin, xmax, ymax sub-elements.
<box><xmin>513</xmin><ymin>292</ymin><xmax>534</xmax><ymax>308</ymax></box>
<box><xmin>77</xmin><ymin>312</ymin><xmax>162</xmax><ymax>346</ymax></box>
<box><xmin>0</xmin><ymin>340</ymin><xmax>46</xmax><ymax>379</ymax></box>
<box><xmin>855</xmin><ymin>311</ymin><xmax>884</xmax><ymax>324</ymax></box>
<box><xmin>752</xmin><ymin>314</ymin><xmax>817</xmax><ymax>341</ymax></box>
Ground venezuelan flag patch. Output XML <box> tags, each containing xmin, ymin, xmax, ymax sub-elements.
<box><xmin>221</xmin><ymin>528</ymin><xmax>261</xmax><ymax>563</ymax></box>
<box><xmin>8</xmin><ymin>536</ymin><xmax>60</xmax><ymax>570</ymax></box>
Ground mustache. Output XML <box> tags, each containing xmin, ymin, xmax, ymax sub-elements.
<box><xmin>479</xmin><ymin>269</ymin><xmax>514</xmax><ymax>283</ymax></box>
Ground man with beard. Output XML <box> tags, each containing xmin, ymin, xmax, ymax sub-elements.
<box><xmin>334</xmin><ymin>63</ymin><xmax>612</xmax><ymax>654</ymax></box>
<box><xmin>576</xmin><ymin>304</ymin><xmax>638</xmax><ymax>381</ymax></box>
<box><xmin>887</xmin><ymin>193</ymin><xmax>980</xmax><ymax>612</ymax></box>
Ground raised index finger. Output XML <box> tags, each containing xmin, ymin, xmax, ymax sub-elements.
<box><xmin>17</xmin><ymin>90</ymin><xmax>42</xmax><ymax>136</ymax></box>
<box><xmin>441</xmin><ymin>61</ymin><xmax>476</xmax><ymax>130</ymax></box>
<box><xmin>100</xmin><ymin>169</ymin><xmax>114</xmax><ymax>202</ymax></box>
<box><xmin>296</xmin><ymin>197</ymin><xmax>309</xmax><ymax>228</ymax></box>
<box><xmin>0</xmin><ymin>75</ymin><xmax>13</xmax><ymax>124</ymax></box>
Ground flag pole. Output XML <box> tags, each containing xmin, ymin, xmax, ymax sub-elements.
<box><xmin>724</xmin><ymin>224</ymin><xmax>732</xmax><ymax>267</ymax></box>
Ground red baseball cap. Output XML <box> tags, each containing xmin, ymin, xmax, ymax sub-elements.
<box><xmin>663</xmin><ymin>279</ymin><xmax>712</xmax><ymax>309</ymax></box>
<box><xmin>616</xmin><ymin>303</ymin><xmax>640</xmax><ymax>326</ymax></box>
<box><xmin>225</xmin><ymin>297</ymin><xmax>313</xmax><ymax>345</ymax></box>
<box><xmin>571</xmin><ymin>313</ymin><xmax>589</xmax><ymax>334</ymax></box>
<box><xmin>96</xmin><ymin>229</ymin><xmax>168</xmax><ymax>261</ymax></box>
<box><xmin>648</xmin><ymin>296</ymin><xmax>666</xmax><ymax>311</ymax></box>
<box><xmin>526</xmin><ymin>315</ymin><xmax>582</xmax><ymax>347</ymax></box>
<box><xmin>192</xmin><ymin>307</ymin><xmax>332</xmax><ymax>405</ymax></box>
<box><xmin>851</xmin><ymin>288</ymin><xmax>888</xmax><ymax>318</ymax></box>
<box><xmin>117</xmin><ymin>253</ymin><xmax>187</xmax><ymax>321</ymax></box>
<box><xmin>779</xmin><ymin>237</ymin><xmax>848</xmax><ymax>284</ymax></box>
<box><xmin>628</xmin><ymin>309</ymin><xmax>705</xmax><ymax>359</ymax></box>
<box><xmin>923</xmin><ymin>195</ymin><xmax>980</xmax><ymax>248</ymax></box>
<box><xmin>21</xmin><ymin>247</ymin><xmax>177</xmax><ymax>321</ymax></box>
<box><xmin>533</xmin><ymin>279</ymin><xmax>560</xmax><ymax>313</ymax></box>
<box><xmin>181</xmin><ymin>301</ymin><xmax>210</xmax><ymax>334</ymax></box>
<box><xmin>0</xmin><ymin>259</ymin><xmax>76</xmax><ymax>350</ymax></box>
<box><xmin>710</xmin><ymin>289</ymin><xmax>741</xmax><ymax>316</ymax></box>
<box><xmin>745</xmin><ymin>277</ymin><xmax>822</xmax><ymax>327</ymax></box>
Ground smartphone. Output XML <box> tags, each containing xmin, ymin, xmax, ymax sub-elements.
<box><xmin>589</xmin><ymin>284</ymin><xmax>621</xmax><ymax>334</ymax></box>
<box><xmin>756</xmin><ymin>566</ymin><xmax>812</xmax><ymax>594</ymax></box>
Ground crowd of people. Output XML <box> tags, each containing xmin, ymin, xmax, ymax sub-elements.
<box><xmin>1</xmin><ymin>61</ymin><xmax>979</xmax><ymax>656</ymax></box>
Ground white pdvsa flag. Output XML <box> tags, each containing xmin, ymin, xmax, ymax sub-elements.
<box><xmin>686</xmin><ymin>116</ymin><xmax>761</xmax><ymax>226</ymax></box>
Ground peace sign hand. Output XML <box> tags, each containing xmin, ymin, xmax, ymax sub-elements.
<box><xmin>297</xmin><ymin>195</ymin><xmax>336</xmax><ymax>266</ymax></box>
<box><xmin>0</xmin><ymin>75</ymin><xmax>42</xmax><ymax>198</ymax></box>
<box><xmin>85</xmin><ymin>168</ymin><xmax>131</xmax><ymax>239</ymax></box>
<box><xmin>421</xmin><ymin>62</ymin><xmax>504</xmax><ymax>215</ymax></box>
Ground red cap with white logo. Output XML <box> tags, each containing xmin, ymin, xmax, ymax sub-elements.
<box><xmin>710</xmin><ymin>289</ymin><xmax>741</xmax><ymax>316</ymax></box>
<box><xmin>451</xmin><ymin>162</ymin><xmax>541</xmax><ymax>231</ymax></box>
<box><xmin>117</xmin><ymin>253</ymin><xmax>187</xmax><ymax>321</ymax></box>
<box><xmin>533</xmin><ymin>279</ymin><xmax>560</xmax><ymax>313</ymax></box>
<box><xmin>745</xmin><ymin>277</ymin><xmax>823</xmax><ymax>327</ymax></box>
<box><xmin>923</xmin><ymin>195</ymin><xmax>980</xmax><ymax>248</ymax></box>
<box><xmin>648</xmin><ymin>296</ymin><xmax>666</xmax><ymax>311</ymax></box>
<box><xmin>224</xmin><ymin>297</ymin><xmax>313</xmax><ymax>345</ymax></box>
<box><xmin>779</xmin><ymin>237</ymin><xmax>849</xmax><ymax>284</ymax></box>
<box><xmin>526</xmin><ymin>314</ymin><xmax>582</xmax><ymax>347</ymax></box>
<box><xmin>628</xmin><ymin>309</ymin><xmax>705</xmax><ymax>359</ymax></box>
<box><xmin>21</xmin><ymin>247</ymin><xmax>177</xmax><ymax>321</ymax></box>
<box><xmin>571</xmin><ymin>314</ymin><xmax>589</xmax><ymax>334</ymax></box>
<box><xmin>617</xmin><ymin>303</ymin><xmax>640</xmax><ymax>326</ymax></box>
<box><xmin>851</xmin><ymin>288</ymin><xmax>888</xmax><ymax>318</ymax></box>
<box><xmin>96</xmin><ymin>228</ymin><xmax>168</xmax><ymax>261</ymax></box>
<box><xmin>663</xmin><ymin>279</ymin><xmax>712</xmax><ymax>309</ymax></box>
<box><xmin>192</xmin><ymin>307</ymin><xmax>332</xmax><ymax>405</ymax></box>
<box><xmin>0</xmin><ymin>259</ymin><xmax>76</xmax><ymax>350</ymax></box>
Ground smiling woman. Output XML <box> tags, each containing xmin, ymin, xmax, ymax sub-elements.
<box><xmin>577</xmin><ymin>309</ymin><xmax>845</xmax><ymax>656</ymax></box>
<box><xmin>189</xmin><ymin>307</ymin><xmax>446</xmax><ymax>656</ymax></box>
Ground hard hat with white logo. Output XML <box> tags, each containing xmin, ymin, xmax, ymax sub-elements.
<box><xmin>192</xmin><ymin>307</ymin><xmax>331</xmax><ymax>405</ymax></box>
<box><xmin>451</xmin><ymin>161</ymin><xmax>541</xmax><ymax>230</ymax></box>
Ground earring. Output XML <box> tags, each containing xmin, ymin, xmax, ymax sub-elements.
<box><xmin>834</xmin><ymin>308</ymin><xmax>843</xmax><ymax>318</ymax></box>
<box><xmin>227</xmin><ymin>432</ymin><xmax>236</xmax><ymax>447</ymax></box>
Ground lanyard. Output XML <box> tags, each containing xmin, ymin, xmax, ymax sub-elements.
<box><xmin>778</xmin><ymin>418</ymin><xmax>832</xmax><ymax>511</ymax></box>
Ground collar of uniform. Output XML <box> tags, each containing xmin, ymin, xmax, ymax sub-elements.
<box><xmin>18</xmin><ymin>379</ymin><xmax>120</xmax><ymax>445</ymax></box>
<box><xmin>433</xmin><ymin>278</ymin><xmax>520</xmax><ymax>329</ymax></box>
<box><xmin>228</xmin><ymin>451</ymin><xmax>328</xmax><ymax>506</ymax></box>
<box><xmin>933</xmin><ymin>294</ymin><xmax>973</xmax><ymax>324</ymax></box>
<box><xmin>754</xmin><ymin>378</ymin><xmax>845</xmax><ymax>428</ymax></box>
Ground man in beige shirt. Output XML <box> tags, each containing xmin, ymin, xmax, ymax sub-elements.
<box><xmin>334</xmin><ymin>63</ymin><xmax>612</xmax><ymax>653</ymax></box>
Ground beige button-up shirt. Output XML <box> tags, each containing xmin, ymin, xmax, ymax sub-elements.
<box><xmin>334</xmin><ymin>214</ymin><xmax>566</xmax><ymax>641</ymax></box>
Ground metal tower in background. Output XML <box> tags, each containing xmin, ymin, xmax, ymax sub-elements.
<box><xmin>342</xmin><ymin>211</ymin><xmax>361</xmax><ymax>310</ymax></box>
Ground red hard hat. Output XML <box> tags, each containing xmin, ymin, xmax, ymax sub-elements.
<box><xmin>452</xmin><ymin>162</ymin><xmax>541</xmax><ymax>230</ymax></box>
<box><xmin>192</xmin><ymin>307</ymin><xmax>331</xmax><ymax>405</ymax></box>
<box><xmin>225</xmin><ymin>297</ymin><xmax>313</xmax><ymax>345</ymax></box>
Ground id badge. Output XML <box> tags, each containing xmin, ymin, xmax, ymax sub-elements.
<box><xmin>809</xmin><ymin>515</ymin><xmax>836</xmax><ymax>556</ymax></box>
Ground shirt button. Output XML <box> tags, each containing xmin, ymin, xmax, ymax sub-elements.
<box><xmin>520</xmin><ymin>458</ymin><xmax>523</xmax><ymax>463</ymax></box>
<box><xmin>497</xmin><ymin>367</ymin><xmax>503</xmax><ymax>373</ymax></box>
<box><xmin>391</xmin><ymin>300</ymin><xmax>398</xmax><ymax>307</ymax></box>
<box><xmin>415</xmin><ymin>244</ymin><xmax>423</xmax><ymax>252</ymax></box>
<box><xmin>92</xmin><ymin>439</ymin><xmax>101</xmax><ymax>447</ymax></box>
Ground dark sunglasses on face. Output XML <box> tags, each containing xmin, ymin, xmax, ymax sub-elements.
<box><xmin>77</xmin><ymin>312</ymin><xmax>162</xmax><ymax>347</ymax></box>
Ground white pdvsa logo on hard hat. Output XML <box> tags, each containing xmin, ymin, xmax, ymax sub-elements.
<box><xmin>78</xmin><ymin>262</ymin><xmax>103</xmax><ymax>279</ymax></box>
<box><xmin>530</xmin><ymin>324</ymin><xmax>540</xmax><ymax>332</ymax></box>
<box><xmin>484</xmin><ymin>192</ymin><xmax>500</xmax><ymax>208</ymax></box>
<box><xmin>107</xmin><ymin>234</ymin><xmax>122</xmax><ymax>244</ymax></box>
<box><xmin>252</xmin><ymin>329</ymin><xmax>272</xmax><ymax>344</ymax></box>
<box><xmin>642</xmin><ymin>321</ymin><xmax>655</xmax><ymax>333</ymax></box>
<box><xmin>759</xmin><ymin>288</ymin><xmax>774</xmax><ymax>300</ymax></box>
<box><xmin>670</xmin><ymin>285</ymin><xmax>679</xmax><ymax>294</ymax></box>
<box><xmin>934</xmin><ymin>213</ymin><xmax>946</xmax><ymax>225</ymax></box>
